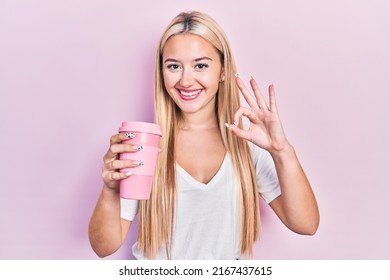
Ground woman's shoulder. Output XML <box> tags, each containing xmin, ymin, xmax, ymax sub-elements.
<box><xmin>247</xmin><ymin>142</ymin><xmax>281</xmax><ymax>203</ymax></box>
<box><xmin>247</xmin><ymin>141</ymin><xmax>271</xmax><ymax>164</ymax></box>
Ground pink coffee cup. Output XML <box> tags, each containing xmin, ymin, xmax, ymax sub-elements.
<box><xmin>118</xmin><ymin>121</ymin><xmax>162</xmax><ymax>200</ymax></box>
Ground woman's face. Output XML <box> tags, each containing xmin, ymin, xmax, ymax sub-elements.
<box><xmin>162</xmin><ymin>33</ymin><xmax>223</xmax><ymax>115</ymax></box>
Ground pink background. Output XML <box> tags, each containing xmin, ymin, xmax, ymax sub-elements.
<box><xmin>1</xmin><ymin>0</ymin><xmax>389</xmax><ymax>259</ymax></box>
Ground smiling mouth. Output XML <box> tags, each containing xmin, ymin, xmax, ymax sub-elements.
<box><xmin>177</xmin><ymin>89</ymin><xmax>202</xmax><ymax>100</ymax></box>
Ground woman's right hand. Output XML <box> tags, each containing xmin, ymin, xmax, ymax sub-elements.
<box><xmin>101</xmin><ymin>133</ymin><xmax>143</xmax><ymax>192</ymax></box>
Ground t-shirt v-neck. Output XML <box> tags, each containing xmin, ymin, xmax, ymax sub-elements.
<box><xmin>175</xmin><ymin>153</ymin><xmax>228</xmax><ymax>187</ymax></box>
<box><xmin>171</xmin><ymin>152</ymin><xmax>238</xmax><ymax>259</ymax></box>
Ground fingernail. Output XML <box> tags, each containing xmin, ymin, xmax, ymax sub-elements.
<box><xmin>250</xmin><ymin>75</ymin><xmax>254</xmax><ymax>80</ymax></box>
<box><xmin>224</xmin><ymin>123</ymin><xmax>230</xmax><ymax>128</ymax></box>
<box><xmin>235</xmin><ymin>73</ymin><xmax>239</xmax><ymax>78</ymax></box>
<box><xmin>134</xmin><ymin>160</ymin><xmax>144</xmax><ymax>166</ymax></box>
<box><xmin>233</xmin><ymin>122</ymin><xmax>237</xmax><ymax>128</ymax></box>
<box><xmin>125</xmin><ymin>132</ymin><xmax>136</xmax><ymax>138</ymax></box>
<box><xmin>135</xmin><ymin>145</ymin><xmax>143</xmax><ymax>151</ymax></box>
<box><xmin>125</xmin><ymin>172</ymin><xmax>132</xmax><ymax>177</ymax></box>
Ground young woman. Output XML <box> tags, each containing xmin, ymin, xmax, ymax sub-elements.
<box><xmin>88</xmin><ymin>11</ymin><xmax>319</xmax><ymax>260</ymax></box>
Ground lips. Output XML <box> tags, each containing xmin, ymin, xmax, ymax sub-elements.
<box><xmin>177</xmin><ymin>88</ymin><xmax>202</xmax><ymax>101</ymax></box>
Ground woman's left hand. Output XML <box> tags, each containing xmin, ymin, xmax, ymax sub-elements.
<box><xmin>227</xmin><ymin>76</ymin><xmax>289</xmax><ymax>153</ymax></box>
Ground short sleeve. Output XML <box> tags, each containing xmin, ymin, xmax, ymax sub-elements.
<box><xmin>120</xmin><ymin>198</ymin><xmax>139</xmax><ymax>221</ymax></box>
<box><xmin>249</xmin><ymin>142</ymin><xmax>282</xmax><ymax>203</ymax></box>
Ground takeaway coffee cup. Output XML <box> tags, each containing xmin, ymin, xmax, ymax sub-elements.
<box><xmin>118</xmin><ymin>121</ymin><xmax>162</xmax><ymax>200</ymax></box>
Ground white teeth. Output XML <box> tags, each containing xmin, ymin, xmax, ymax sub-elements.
<box><xmin>179</xmin><ymin>89</ymin><xmax>201</xmax><ymax>96</ymax></box>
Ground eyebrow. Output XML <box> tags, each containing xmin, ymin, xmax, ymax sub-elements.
<box><xmin>163</xmin><ymin>56</ymin><xmax>213</xmax><ymax>63</ymax></box>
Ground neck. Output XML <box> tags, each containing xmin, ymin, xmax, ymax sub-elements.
<box><xmin>179</xmin><ymin>107</ymin><xmax>218</xmax><ymax>130</ymax></box>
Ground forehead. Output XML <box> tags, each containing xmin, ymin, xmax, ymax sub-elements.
<box><xmin>162</xmin><ymin>33</ymin><xmax>220</xmax><ymax>60</ymax></box>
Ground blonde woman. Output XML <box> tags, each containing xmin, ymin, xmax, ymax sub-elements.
<box><xmin>89</xmin><ymin>11</ymin><xmax>320</xmax><ymax>260</ymax></box>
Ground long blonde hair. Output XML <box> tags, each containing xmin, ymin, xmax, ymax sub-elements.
<box><xmin>138</xmin><ymin>11</ymin><xmax>260</xmax><ymax>259</ymax></box>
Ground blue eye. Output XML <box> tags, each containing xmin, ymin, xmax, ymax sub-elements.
<box><xmin>195</xmin><ymin>63</ymin><xmax>209</xmax><ymax>70</ymax></box>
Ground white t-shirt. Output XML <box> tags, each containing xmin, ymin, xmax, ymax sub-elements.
<box><xmin>120</xmin><ymin>143</ymin><xmax>281</xmax><ymax>259</ymax></box>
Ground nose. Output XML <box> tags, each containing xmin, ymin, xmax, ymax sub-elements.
<box><xmin>179</xmin><ymin>68</ymin><xmax>194</xmax><ymax>88</ymax></box>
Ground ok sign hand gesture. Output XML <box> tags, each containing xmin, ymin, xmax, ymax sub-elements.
<box><xmin>227</xmin><ymin>76</ymin><xmax>290</xmax><ymax>154</ymax></box>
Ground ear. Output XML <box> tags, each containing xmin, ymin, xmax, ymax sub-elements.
<box><xmin>219</xmin><ymin>68</ymin><xmax>225</xmax><ymax>82</ymax></box>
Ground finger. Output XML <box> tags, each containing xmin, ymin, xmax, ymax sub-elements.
<box><xmin>236</xmin><ymin>76</ymin><xmax>259</xmax><ymax>110</ymax></box>
<box><xmin>104</xmin><ymin>133</ymin><xmax>137</xmax><ymax>161</ymax></box>
<box><xmin>269</xmin><ymin>83</ymin><xmax>278</xmax><ymax>113</ymax></box>
<box><xmin>110</xmin><ymin>143</ymin><xmax>143</xmax><ymax>154</ymax></box>
<box><xmin>250</xmin><ymin>77</ymin><xmax>268</xmax><ymax>110</ymax></box>
<box><xmin>105</xmin><ymin>159</ymin><xmax>143</xmax><ymax>171</ymax></box>
<box><xmin>104</xmin><ymin>143</ymin><xmax>143</xmax><ymax>163</ymax></box>
<box><xmin>110</xmin><ymin>132</ymin><xmax>136</xmax><ymax>145</ymax></box>
<box><xmin>226</xmin><ymin>123</ymin><xmax>252</xmax><ymax>142</ymax></box>
<box><xmin>102</xmin><ymin>170</ymin><xmax>130</xmax><ymax>182</ymax></box>
<box><xmin>233</xmin><ymin>106</ymin><xmax>255</xmax><ymax>126</ymax></box>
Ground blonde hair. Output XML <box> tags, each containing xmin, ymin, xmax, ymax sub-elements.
<box><xmin>138</xmin><ymin>11</ymin><xmax>260</xmax><ymax>259</ymax></box>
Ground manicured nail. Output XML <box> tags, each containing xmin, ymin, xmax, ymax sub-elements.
<box><xmin>224</xmin><ymin>123</ymin><xmax>230</xmax><ymax>128</ymax></box>
<box><xmin>250</xmin><ymin>75</ymin><xmax>254</xmax><ymax>80</ymax></box>
<box><xmin>125</xmin><ymin>132</ymin><xmax>136</xmax><ymax>138</ymax></box>
<box><xmin>135</xmin><ymin>145</ymin><xmax>143</xmax><ymax>151</ymax></box>
<box><xmin>134</xmin><ymin>160</ymin><xmax>144</xmax><ymax>166</ymax></box>
<box><xmin>125</xmin><ymin>172</ymin><xmax>132</xmax><ymax>177</ymax></box>
<box><xmin>233</xmin><ymin>122</ymin><xmax>237</xmax><ymax>128</ymax></box>
<box><xmin>235</xmin><ymin>73</ymin><xmax>239</xmax><ymax>78</ymax></box>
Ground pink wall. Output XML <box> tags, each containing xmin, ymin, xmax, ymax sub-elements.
<box><xmin>1</xmin><ymin>0</ymin><xmax>389</xmax><ymax>259</ymax></box>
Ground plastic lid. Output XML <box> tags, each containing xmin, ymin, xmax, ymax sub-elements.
<box><xmin>119</xmin><ymin>121</ymin><xmax>162</xmax><ymax>136</ymax></box>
